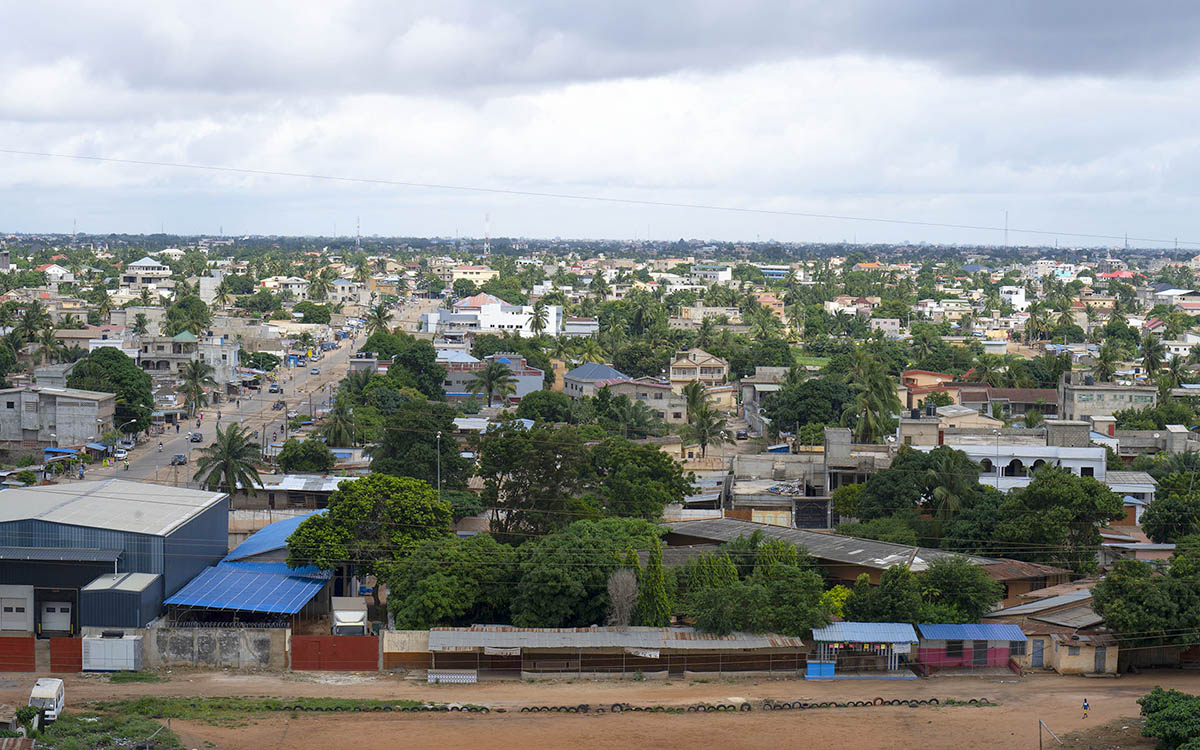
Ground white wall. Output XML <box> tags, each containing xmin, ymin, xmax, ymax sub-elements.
<box><xmin>0</xmin><ymin>584</ymin><xmax>35</xmax><ymax>632</ymax></box>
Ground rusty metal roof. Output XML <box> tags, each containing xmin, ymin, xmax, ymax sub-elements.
<box><xmin>428</xmin><ymin>626</ymin><xmax>804</xmax><ymax>651</ymax></box>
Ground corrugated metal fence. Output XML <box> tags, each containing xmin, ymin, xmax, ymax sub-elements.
<box><xmin>49</xmin><ymin>638</ymin><xmax>82</xmax><ymax>672</ymax></box>
<box><xmin>291</xmin><ymin>635</ymin><xmax>379</xmax><ymax>671</ymax></box>
<box><xmin>0</xmin><ymin>636</ymin><xmax>35</xmax><ymax>671</ymax></box>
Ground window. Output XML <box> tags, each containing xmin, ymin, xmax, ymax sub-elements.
<box><xmin>1068</xmin><ymin>646</ymin><xmax>1080</xmax><ymax>656</ymax></box>
<box><xmin>946</xmin><ymin>640</ymin><xmax>963</xmax><ymax>658</ymax></box>
<box><xmin>1010</xmin><ymin>640</ymin><xmax>1026</xmax><ymax>656</ymax></box>
<box><xmin>5</xmin><ymin>402</ymin><xmax>12</xmax><ymax>409</ymax></box>
<box><xmin>1080</xmin><ymin>467</ymin><xmax>1094</xmax><ymax>477</ymax></box>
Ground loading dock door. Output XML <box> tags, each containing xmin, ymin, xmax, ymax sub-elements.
<box><xmin>41</xmin><ymin>602</ymin><xmax>71</xmax><ymax>632</ymax></box>
<box><xmin>1</xmin><ymin>599</ymin><xmax>28</xmax><ymax>630</ymax></box>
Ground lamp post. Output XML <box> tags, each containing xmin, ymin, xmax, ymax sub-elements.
<box><xmin>436</xmin><ymin>431</ymin><xmax>442</xmax><ymax>503</ymax></box>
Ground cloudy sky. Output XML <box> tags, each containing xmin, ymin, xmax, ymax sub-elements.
<box><xmin>3</xmin><ymin>1</ymin><xmax>1200</xmax><ymax>246</ymax></box>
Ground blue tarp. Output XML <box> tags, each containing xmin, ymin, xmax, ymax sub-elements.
<box><xmin>164</xmin><ymin>561</ymin><xmax>328</xmax><ymax>614</ymax></box>
<box><xmin>224</xmin><ymin>511</ymin><xmax>325</xmax><ymax>562</ymax></box>
<box><xmin>85</xmin><ymin>442</ymin><xmax>109</xmax><ymax>451</ymax></box>
<box><xmin>916</xmin><ymin>624</ymin><xmax>1027</xmax><ymax>642</ymax></box>
<box><xmin>42</xmin><ymin>448</ymin><xmax>78</xmax><ymax>455</ymax></box>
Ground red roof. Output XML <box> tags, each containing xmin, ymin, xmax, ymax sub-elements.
<box><xmin>1099</xmin><ymin>270</ymin><xmax>1142</xmax><ymax>279</ymax></box>
<box><xmin>901</xmin><ymin>369</ymin><xmax>954</xmax><ymax>379</ymax></box>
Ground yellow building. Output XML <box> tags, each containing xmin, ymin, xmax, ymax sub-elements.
<box><xmin>668</xmin><ymin>348</ymin><xmax>729</xmax><ymax>392</ymax></box>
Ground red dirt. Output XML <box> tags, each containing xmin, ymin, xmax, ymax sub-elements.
<box><xmin>0</xmin><ymin>669</ymin><xmax>1190</xmax><ymax>749</ymax></box>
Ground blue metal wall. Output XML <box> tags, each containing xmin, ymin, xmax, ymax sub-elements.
<box><xmin>161</xmin><ymin>496</ymin><xmax>229</xmax><ymax>596</ymax></box>
<box><xmin>0</xmin><ymin>519</ymin><xmax>161</xmax><ymax>575</ymax></box>
<box><xmin>80</xmin><ymin>576</ymin><xmax>164</xmax><ymax>628</ymax></box>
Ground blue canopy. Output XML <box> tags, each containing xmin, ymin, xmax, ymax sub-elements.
<box><xmin>42</xmin><ymin>448</ymin><xmax>78</xmax><ymax>455</ymax></box>
<box><xmin>917</xmin><ymin>624</ymin><xmax>1026</xmax><ymax>641</ymax></box>
<box><xmin>165</xmin><ymin>561</ymin><xmax>328</xmax><ymax>615</ymax></box>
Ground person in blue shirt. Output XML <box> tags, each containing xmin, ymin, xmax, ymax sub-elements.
<box><xmin>1082</xmin><ymin>698</ymin><xmax>1089</xmax><ymax>719</ymax></box>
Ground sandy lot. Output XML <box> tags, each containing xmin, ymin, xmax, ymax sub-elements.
<box><xmin>0</xmin><ymin>669</ymin><xmax>1190</xmax><ymax>749</ymax></box>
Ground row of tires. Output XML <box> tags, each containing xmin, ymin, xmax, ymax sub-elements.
<box><xmin>269</xmin><ymin>704</ymin><xmax>491</xmax><ymax>713</ymax></box>
<box><xmin>763</xmin><ymin>697</ymin><xmax>949</xmax><ymax>710</ymax></box>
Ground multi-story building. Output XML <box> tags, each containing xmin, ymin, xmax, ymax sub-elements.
<box><xmin>600</xmin><ymin>376</ymin><xmax>689</xmax><ymax>424</ymax></box>
<box><xmin>259</xmin><ymin>276</ymin><xmax>310</xmax><ymax>299</ymax></box>
<box><xmin>450</xmin><ymin>265</ymin><xmax>499</xmax><ymax>284</ymax></box>
<box><xmin>754</xmin><ymin>293</ymin><xmax>786</xmax><ymax>319</ymax></box>
<box><xmin>999</xmin><ymin>285</ymin><xmax>1030</xmax><ymax>311</ymax></box>
<box><xmin>328</xmin><ymin>278</ymin><xmax>367</xmax><ymax>306</ymax></box>
<box><xmin>690</xmin><ymin>264</ymin><xmax>733</xmax><ymax>285</ymax></box>
<box><xmin>869</xmin><ymin>318</ymin><xmax>902</xmax><ymax>338</ymax></box>
<box><xmin>137</xmin><ymin>332</ymin><xmax>240</xmax><ymax>386</ymax></box>
<box><xmin>0</xmin><ymin>385</ymin><xmax>115</xmax><ymax>449</ymax></box>
<box><xmin>120</xmin><ymin>256</ymin><xmax>174</xmax><ymax>295</ymax></box>
<box><xmin>440</xmin><ymin>352</ymin><xmax>545</xmax><ymax>403</ymax></box>
<box><xmin>421</xmin><ymin>293</ymin><xmax>563</xmax><ymax>338</ymax></box>
<box><xmin>561</xmin><ymin>317</ymin><xmax>600</xmax><ymax>337</ymax></box>
<box><xmin>756</xmin><ymin>264</ymin><xmax>792</xmax><ymax>282</ymax></box>
<box><xmin>1058</xmin><ymin>373</ymin><xmax>1157</xmax><ymax>420</ymax></box>
<box><xmin>668</xmin><ymin>348</ymin><xmax>729</xmax><ymax>391</ymax></box>
<box><xmin>563</xmin><ymin>362</ymin><xmax>628</xmax><ymax>399</ymax></box>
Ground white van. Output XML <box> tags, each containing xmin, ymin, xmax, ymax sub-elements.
<box><xmin>29</xmin><ymin>677</ymin><xmax>64</xmax><ymax>722</ymax></box>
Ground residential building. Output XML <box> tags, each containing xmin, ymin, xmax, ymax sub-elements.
<box><xmin>120</xmin><ymin>256</ymin><xmax>174</xmax><ymax>294</ymax></box>
<box><xmin>328</xmin><ymin>278</ymin><xmax>366</xmax><ymax>306</ymax></box>
<box><xmin>999</xmin><ymin>285</ymin><xmax>1030</xmax><ymax>311</ymax></box>
<box><xmin>259</xmin><ymin>275</ymin><xmax>310</xmax><ymax>299</ymax></box>
<box><xmin>740</xmin><ymin>365</ymin><xmax>790</xmax><ymax>436</ymax></box>
<box><xmin>450</xmin><ymin>265</ymin><xmax>498</xmax><ymax>284</ymax></box>
<box><xmin>600</xmin><ymin>376</ymin><xmax>688</xmax><ymax>424</ymax></box>
<box><xmin>441</xmin><ymin>352</ymin><xmax>545</xmax><ymax>403</ymax></box>
<box><xmin>0</xmin><ymin>385</ymin><xmax>115</xmax><ymax>449</ymax></box>
<box><xmin>668</xmin><ymin>348</ymin><xmax>729</xmax><ymax>391</ymax></box>
<box><xmin>689</xmin><ymin>264</ymin><xmax>732</xmax><ymax>284</ymax></box>
<box><xmin>753</xmin><ymin>292</ymin><xmax>786</xmax><ymax>319</ymax></box>
<box><xmin>563</xmin><ymin>362</ymin><xmax>628</xmax><ymax>399</ymax></box>
<box><xmin>136</xmin><ymin>332</ymin><xmax>239</xmax><ymax>386</ymax></box>
<box><xmin>422</xmin><ymin>293</ymin><xmax>563</xmax><ymax>338</ymax></box>
<box><xmin>869</xmin><ymin>317</ymin><xmax>901</xmax><ymax>338</ymax></box>
<box><xmin>756</xmin><ymin>264</ymin><xmax>792</xmax><ymax>282</ymax></box>
<box><xmin>1058</xmin><ymin>373</ymin><xmax>1157</xmax><ymax>420</ymax></box>
<box><xmin>561</xmin><ymin>317</ymin><xmax>599</xmax><ymax>337</ymax></box>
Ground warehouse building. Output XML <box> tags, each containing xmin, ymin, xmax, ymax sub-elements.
<box><xmin>0</xmin><ymin>480</ymin><xmax>227</xmax><ymax>634</ymax></box>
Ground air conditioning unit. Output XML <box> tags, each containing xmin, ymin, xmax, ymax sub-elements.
<box><xmin>82</xmin><ymin>634</ymin><xmax>143</xmax><ymax>672</ymax></box>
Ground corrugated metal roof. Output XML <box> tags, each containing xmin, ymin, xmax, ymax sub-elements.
<box><xmin>1030</xmin><ymin>605</ymin><xmax>1104</xmax><ymax>629</ymax></box>
<box><xmin>224</xmin><ymin>511</ymin><xmax>324</xmax><ymax>562</ymax></box>
<box><xmin>164</xmin><ymin>562</ymin><xmax>328</xmax><ymax>614</ymax></box>
<box><xmin>810</xmin><ymin>622</ymin><xmax>918</xmax><ymax>643</ymax></box>
<box><xmin>428</xmin><ymin>626</ymin><xmax>803</xmax><ymax>652</ymax></box>
<box><xmin>0</xmin><ymin>479</ymin><xmax>225</xmax><ymax>536</ymax></box>
<box><xmin>81</xmin><ymin>572</ymin><xmax>160</xmax><ymax>593</ymax></box>
<box><xmin>989</xmin><ymin>589</ymin><xmax>1093</xmax><ymax>616</ymax></box>
<box><xmin>663</xmin><ymin>518</ymin><xmax>989</xmax><ymax>571</ymax></box>
<box><xmin>0</xmin><ymin>546</ymin><xmax>121</xmax><ymax>562</ymax></box>
<box><xmin>917</xmin><ymin>624</ymin><xmax>1027</xmax><ymax>641</ymax></box>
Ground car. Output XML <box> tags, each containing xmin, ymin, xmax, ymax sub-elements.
<box><xmin>271</xmin><ymin>400</ymin><xmax>286</xmax><ymax>410</ymax></box>
<box><xmin>735</xmin><ymin>429</ymin><xmax>749</xmax><ymax>440</ymax></box>
<box><xmin>310</xmin><ymin>367</ymin><xmax>320</xmax><ymax>375</ymax></box>
<box><xmin>286</xmin><ymin>410</ymin><xmax>299</xmax><ymax>419</ymax></box>
<box><xmin>112</xmin><ymin>448</ymin><xmax>128</xmax><ymax>460</ymax></box>
<box><xmin>118</xmin><ymin>439</ymin><xmax>135</xmax><ymax>450</ymax></box>
<box><xmin>188</xmin><ymin>432</ymin><xmax>204</xmax><ymax>443</ymax></box>
<box><xmin>170</xmin><ymin>454</ymin><xmax>187</xmax><ymax>465</ymax></box>
<box><xmin>269</xmin><ymin>384</ymin><xmax>282</xmax><ymax>393</ymax></box>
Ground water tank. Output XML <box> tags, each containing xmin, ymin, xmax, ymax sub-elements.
<box><xmin>1084</xmin><ymin>375</ymin><xmax>1095</xmax><ymax>386</ymax></box>
<box><xmin>910</xmin><ymin>408</ymin><xmax>921</xmax><ymax>419</ymax></box>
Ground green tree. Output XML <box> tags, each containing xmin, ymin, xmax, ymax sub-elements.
<box><xmin>843</xmin><ymin>566</ymin><xmax>924</xmax><ymax>623</ymax></box>
<box><xmin>681</xmin><ymin>380</ymin><xmax>707</xmax><ymax>424</ymax></box>
<box><xmin>386</xmin><ymin>534</ymin><xmax>516</xmax><ymax>628</ymax></box>
<box><xmin>67</xmin><ymin>347</ymin><xmax>154</xmax><ymax>433</ymax></box>
<box><xmin>179</xmin><ymin>359</ymin><xmax>217</xmax><ymax>416</ymax></box>
<box><xmin>364</xmin><ymin>303</ymin><xmax>392</xmax><ymax>336</ymax></box>
<box><xmin>163</xmin><ymin>296</ymin><xmax>211</xmax><ymax>336</ymax></box>
<box><xmin>916</xmin><ymin>556</ymin><xmax>1004</xmax><ymax>623</ymax></box>
<box><xmin>635</xmin><ymin>541</ymin><xmax>672</xmax><ymax>626</ymax></box>
<box><xmin>322</xmin><ymin>397</ymin><xmax>358</xmax><ymax>448</ymax></box>
<box><xmin>1140</xmin><ymin>489</ymin><xmax>1200</xmax><ymax>543</ymax></box>
<box><xmin>452</xmin><ymin>278</ymin><xmax>477</xmax><ymax>297</ymax></box>
<box><xmin>1138</xmin><ymin>686</ymin><xmax>1200</xmax><ymax>750</ymax></box>
<box><xmin>470</xmin><ymin>359</ymin><xmax>517</xmax><ymax>407</ymax></box>
<box><xmin>588</xmin><ymin>437</ymin><xmax>692</xmax><ymax>520</ymax></box>
<box><xmin>293</xmin><ymin>300</ymin><xmax>331</xmax><ymax>324</ymax></box>
<box><xmin>192</xmin><ymin>423</ymin><xmax>263</xmax><ymax>494</ymax></box>
<box><xmin>515</xmin><ymin>390</ymin><xmax>574</xmax><ymax>423</ymax></box>
<box><xmin>131</xmin><ymin>312</ymin><xmax>150</xmax><ymax>336</ymax></box>
<box><xmin>1142</xmin><ymin>331</ymin><xmax>1166</xmax><ymax>377</ymax></box>
<box><xmin>276</xmin><ymin>438</ymin><xmax>336</xmax><ymax>473</ymax></box>
<box><xmin>287</xmin><ymin>474</ymin><xmax>452</xmax><ymax>607</ymax></box>
<box><xmin>370</xmin><ymin>397</ymin><xmax>469</xmax><ymax>488</ymax></box>
<box><xmin>682</xmin><ymin>402</ymin><xmax>729</xmax><ymax>457</ymax></box>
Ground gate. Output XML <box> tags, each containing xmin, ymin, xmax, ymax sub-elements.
<box><xmin>50</xmin><ymin>638</ymin><xmax>82</xmax><ymax>673</ymax></box>
<box><xmin>291</xmin><ymin>636</ymin><xmax>379</xmax><ymax>671</ymax></box>
<box><xmin>0</xmin><ymin>636</ymin><xmax>36</xmax><ymax>672</ymax></box>
<box><xmin>1094</xmin><ymin>646</ymin><xmax>1107</xmax><ymax>673</ymax></box>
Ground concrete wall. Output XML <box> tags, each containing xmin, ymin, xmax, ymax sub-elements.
<box><xmin>144</xmin><ymin>627</ymin><xmax>290</xmax><ymax>669</ymax></box>
<box><xmin>1050</xmin><ymin>640</ymin><xmax>1117</xmax><ymax>675</ymax></box>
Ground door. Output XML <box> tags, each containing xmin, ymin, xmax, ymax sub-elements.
<box><xmin>1</xmin><ymin>598</ymin><xmax>28</xmax><ymax>630</ymax></box>
<box><xmin>972</xmin><ymin>640</ymin><xmax>988</xmax><ymax>666</ymax></box>
<box><xmin>1031</xmin><ymin>639</ymin><xmax>1044</xmax><ymax>667</ymax></box>
<box><xmin>41</xmin><ymin>602</ymin><xmax>71</xmax><ymax>632</ymax></box>
<box><xmin>1094</xmin><ymin>646</ymin><xmax>1107</xmax><ymax>673</ymax></box>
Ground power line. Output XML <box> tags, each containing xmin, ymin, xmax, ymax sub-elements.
<box><xmin>1</xmin><ymin>147</ymin><xmax>1198</xmax><ymax>247</ymax></box>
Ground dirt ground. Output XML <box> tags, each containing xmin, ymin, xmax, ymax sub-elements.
<box><xmin>1</xmin><ymin>668</ymin><xmax>1192</xmax><ymax>749</ymax></box>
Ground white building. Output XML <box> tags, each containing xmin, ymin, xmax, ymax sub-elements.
<box><xmin>329</xmin><ymin>278</ymin><xmax>367</xmax><ymax>306</ymax></box>
<box><xmin>421</xmin><ymin>292</ymin><xmax>564</xmax><ymax>338</ymax></box>
<box><xmin>690</xmin><ymin>264</ymin><xmax>733</xmax><ymax>285</ymax></box>
<box><xmin>120</xmin><ymin>257</ymin><xmax>174</xmax><ymax>294</ymax></box>
<box><xmin>999</xmin><ymin>285</ymin><xmax>1030</xmax><ymax>312</ymax></box>
<box><xmin>259</xmin><ymin>276</ymin><xmax>309</xmax><ymax>300</ymax></box>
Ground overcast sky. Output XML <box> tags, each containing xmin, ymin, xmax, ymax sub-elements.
<box><xmin>3</xmin><ymin>1</ymin><xmax>1200</xmax><ymax>246</ymax></box>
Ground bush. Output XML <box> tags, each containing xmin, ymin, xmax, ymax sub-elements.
<box><xmin>1139</xmin><ymin>686</ymin><xmax>1200</xmax><ymax>749</ymax></box>
<box><xmin>14</xmin><ymin>469</ymin><xmax>37</xmax><ymax>486</ymax></box>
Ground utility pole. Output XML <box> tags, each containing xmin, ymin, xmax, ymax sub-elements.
<box><xmin>436</xmin><ymin>431</ymin><xmax>442</xmax><ymax>503</ymax></box>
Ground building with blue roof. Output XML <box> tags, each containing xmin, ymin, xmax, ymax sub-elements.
<box><xmin>441</xmin><ymin>353</ymin><xmax>545</xmax><ymax>404</ymax></box>
<box><xmin>164</xmin><ymin>512</ymin><xmax>331</xmax><ymax>624</ymax></box>
<box><xmin>563</xmin><ymin>362</ymin><xmax>628</xmax><ymax>399</ymax></box>
<box><xmin>914</xmin><ymin>623</ymin><xmax>1030</xmax><ymax>673</ymax></box>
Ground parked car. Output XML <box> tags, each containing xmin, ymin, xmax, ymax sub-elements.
<box><xmin>310</xmin><ymin>367</ymin><xmax>320</xmax><ymax>375</ymax></box>
<box><xmin>188</xmin><ymin>432</ymin><xmax>204</xmax><ymax>443</ymax></box>
<box><xmin>736</xmin><ymin>429</ymin><xmax>749</xmax><ymax>440</ymax></box>
<box><xmin>272</xmin><ymin>400</ymin><xmax>286</xmax><ymax>410</ymax></box>
<box><xmin>118</xmin><ymin>439</ymin><xmax>136</xmax><ymax>450</ymax></box>
<box><xmin>170</xmin><ymin>453</ymin><xmax>187</xmax><ymax>465</ymax></box>
<box><xmin>269</xmin><ymin>383</ymin><xmax>282</xmax><ymax>393</ymax></box>
<box><xmin>286</xmin><ymin>410</ymin><xmax>299</xmax><ymax>419</ymax></box>
<box><xmin>112</xmin><ymin>448</ymin><xmax>128</xmax><ymax>460</ymax></box>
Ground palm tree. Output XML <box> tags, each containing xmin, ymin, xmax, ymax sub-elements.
<box><xmin>579</xmin><ymin>338</ymin><xmax>606</xmax><ymax>363</ymax></box>
<box><xmin>132</xmin><ymin>313</ymin><xmax>150</xmax><ymax>336</ymax></box>
<box><xmin>1093</xmin><ymin>342</ymin><xmax>1122</xmax><ymax>382</ymax></box>
<box><xmin>36</xmin><ymin>326</ymin><xmax>60</xmax><ymax>365</ymax></box>
<box><xmin>308</xmin><ymin>267</ymin><xmax>335</xmax><ymax>302</ymax></box>
<box><xmin>1163</xmin><ymin>356</ymin><xmax>1188</xmax><ymax>390</ymax></box>
<box><xmin>682</xmin><ymin>380</ymin><xmax>706</xmax><ymax>424</ymax></box>
<box><xmin>470</xmin><ymin>360</ymin><xmax>517</xmax><ymax>407</ymax></box>
<box><xmin>57</xmin><ymin>313</ymin><xmax>84</xmax><ymax>330</ymax></box>
<box><xmin>17</xmin><ymin>301</ymin><xmax>50</xmax><ymax>344</ymax></box>
<box><xmin>529</xmin><ymin>300</ymin><xmax>550</xmax><ymax>336</ymax></box>
<box><xmin>696</xmin><ymin>317</ymin><xmax>717</xmax><ymax>349</ymax></box>
<box><xmin>353</xmin><ymin>257</ymin><xmax>371</xmax><ymax>285</ymax></box>
<box><xmin>95</xmin><ymin>291</ymin><xmax>112</xmax><ymax>323</ymax></box>
<box><xmin>971</xmin><ymin>354</ymin><xmax>1003</xmax><ymax>387</ymax></box>
<box><xmin>785</xmin><ymin>304</ymin><xmax>805</xmax><ymax>337</ymax></box>
<box><xmin>339</xmin><ymin>370</ymin><xmax>374</xmax><ymax>403</ymax></box>
<box><xmin>213</xmin><ymin>278</ymin><xmax>232</xmax><ymax>308</ymax></box>
<box><xmin>322</xmin><ymin>397</ymin><xmax>357</xmax><ymax>447</ymax></box>
<box><xmin>1057</xmin><ymin>309</ymin><xmax>1075</xmax><ymax>329</ymax></box>
<box><xmin>193</xmin><ymin>423</ymin><xmax>263</xmax><ymax>495</ymax></box>
<box><xmin>1141</xmin><ymin>332</ymin><xmax>1166</xmax><ymax>377</ymax></box>
<box><xmin>683</xmin><ymin>403</ymin><xmax>729</xmax><ymax>458</ymax></box>
<box><xmin>747</xmin><ymin>307</ymin><xmax>782</xmax><ymax>339</ymax></box>
<box><xmin>139</xmin><ymin>288</ymin><xmax>153</xmax><ymax>306</ymax></box>
<box><xmin>180</xmin><ymin>359</ymin><xmax>217</xmax><ymax>416</ymax></box>
<box><xmin>364</xmin><ymin>303</ymin><xmax>392</xmax><ymax>336</ymax></box>
<box><xmin>607</xmin><ymin>396</ymin><xmax>662</xmax><ymax>439</ymax></box>
<box><xmin>926</xmin><ymin>450</ymin><xmax>971</xmax><ymax>528</ymax></box>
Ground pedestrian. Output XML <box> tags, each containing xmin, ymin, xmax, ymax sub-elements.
<box><xmin>175</xmin><ymin>423</ymin><xmax>180</xmax><ymax>433</ymax></box>
<box><xmin>1082</xmin><ymin>698</ymin><xmax>1089</xmax><ymax>719</ymax></box>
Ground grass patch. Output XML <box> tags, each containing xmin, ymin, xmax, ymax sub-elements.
<box><xmin>91</xmin><ymin>696</ymin><xmax>425</xmax><ymax>725</ymax></box>
<box><xmin>36</xmin><ymin>711</ymin><xmax>178</xmax><ymax>750</ymax></box>
<box><xmin>792</xmin><ymin>351</ymin><xmax>830</xmax><ymax>367</ymax></box>
<box><xmin>107</xmin><ymin>670</ymin><xmax>165</xmax><ymax>684</ymax></box>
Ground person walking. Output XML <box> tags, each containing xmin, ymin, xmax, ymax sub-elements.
<box><xmin>1082</xmin><ymin>698</ymin><xmax>1089</xmax><ymax>719</ymax></box>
